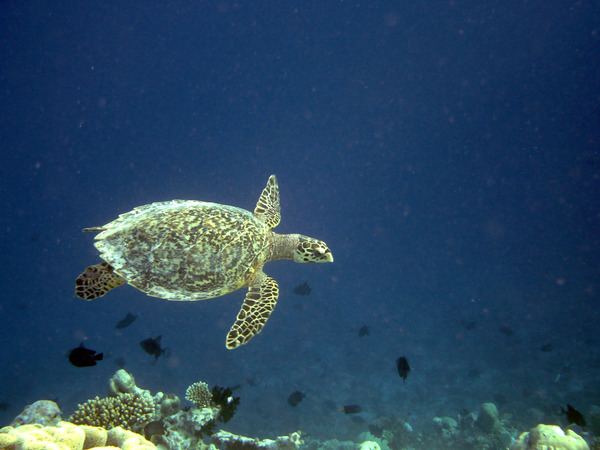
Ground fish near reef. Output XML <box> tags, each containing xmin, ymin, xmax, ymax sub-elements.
<box><xmin>115</xmin><ymin>312</ymin><xmax>138</xmax><ymax>329</ymax></box>
<box><xmin>340</xmin><ymin>404</ymin><xmax>362</xmax><ymax>414</ymax></box>
<box><xmin>140</xmin><ymin>335</ymin><xmax>168</xmax><ymax>360</ymax></box>
<box><xmin>358</xmin><ymin>323</ymin><xmax>370</xmax><ymax>337</ymax></box>
<box><xmin>68</xmin><ymin>343</ymin><xmax>103</xmax><ymax>367</ymax></box>
<box><xmin>114</xmin><ymin>357</ymin><xmax>126</xmax><ymax>368</ymax></box>
<box><xmin>287</xmin><ymin>391</ymin><xmax>305</xmax><ymax>407</ymax></box>
<box><xmin>144</xmin><ymin>420</ymin><xmax>166</xmax><ymax>439</ymax></box>
<box><xmin>460</xmin><ymin>320</ymin><xmax>477</xmax><ymax>330</ymax></box>
<box><xmin>368</xmin><ymin>424</ymin><xmax>383</xmax><ymax>438</ymax></box>
<box><xmin>396</xmin><ymin>356</ymin><xmax>410</xmax><ymax>384</ymax></box>
<box><xmin>540</xmin><ymin>343</ymin><xmax>553</xmax><ymax>352</ymax></box>
<box><xmin>561</xmin><ymin>404</ymin><xmax>586</xmax><ymax>429</ymax></box>
<box><xmin>293</xmin><ymin>282</ymin><xmax>312</xmax><ymax>296</ymax></box>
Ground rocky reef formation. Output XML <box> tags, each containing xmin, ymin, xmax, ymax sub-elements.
<box><xmin>1</xmin><ymin>370</ymin><xmax>303</xmax><ymax>450</ymax></box>
<box><xmin>2</xmin><ymin>374</ymin><xmax>595</xmax><ymax>450</ymax></box>
<box><xmin>510</xmin><ymin>424</ymin><xmax>589</xmax><ymax>450</ymax></box>
<box><xmin>10</xmin><ymin>400</ymin><xmax>62</xmax><ymax>428</ymax></box>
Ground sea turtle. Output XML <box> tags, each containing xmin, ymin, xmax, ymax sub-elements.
<box><xmin>75</xmin><ymin>175</ymin><xmax>333</xmax><ymax>349</ymax></box>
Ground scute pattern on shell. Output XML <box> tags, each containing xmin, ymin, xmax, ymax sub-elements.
<box><xmin>93</xmin><ymin>200</ymin><xmax>271</xmax><ymax>301</ymax></box>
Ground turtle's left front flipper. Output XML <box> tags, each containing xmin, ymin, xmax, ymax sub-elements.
<box><xmin>226</xmin><ymin>276</ymin><xmax>279</xmax><ymax>349</ymax></box>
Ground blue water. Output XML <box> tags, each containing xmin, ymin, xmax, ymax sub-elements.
<box><xmin>1</xmin><ymin>0</ymin><xmax>599</xmax><ymax>446</ymax></box>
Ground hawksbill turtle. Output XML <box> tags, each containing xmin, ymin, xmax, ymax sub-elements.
<box><xmin>75</xmin><ymin>175</ymin><xmax>333</xmax><ymax>349</ymax></box>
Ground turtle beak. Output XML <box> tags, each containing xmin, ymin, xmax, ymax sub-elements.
<box><xmin>316</xmin><ymin>247</ymin><xmax>333</xmax><ymax>262</ymax></box>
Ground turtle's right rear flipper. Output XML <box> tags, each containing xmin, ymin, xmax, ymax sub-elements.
<box><xmin>75</xmin><ymin>262</ymin><xmax>126</xmax><ymax>300</ymax></box>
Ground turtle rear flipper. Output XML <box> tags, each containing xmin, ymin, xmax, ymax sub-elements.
<box><xmin>226</xmin><ymin>275</ymin><xmax>279</xmax><ymax>349</ymax></box>
<box><xmin>75</xmin><ymin>262</ymin><xmax>126</xmax><ymax>300</ymax></box>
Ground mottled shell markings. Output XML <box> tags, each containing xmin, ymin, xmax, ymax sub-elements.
<box><xmin>75</xmin><ymin>175</ymin><xmax>333</xmax><ymax>348</ymax></box>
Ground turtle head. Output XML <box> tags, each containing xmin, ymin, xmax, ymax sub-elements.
<box><xmin>292</xmin><ymin>235</ymin><xmax>334</xmax><ymax>263</ymax></box>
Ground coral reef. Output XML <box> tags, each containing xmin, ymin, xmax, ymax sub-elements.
<box><xmin>10</xmin><ymin>400</ymin><xmax>62</xmax><ymax>427</ymax></box>
<box><xmin>475</xmin><ymin>402</ymin><xmax>500</xmax><ymax>434</ymax></box>
<box><xmin>0</xmin><ymin>421</ymin><xmax>155</xmax><ymax>449</ymax></box>
<box><xmin>154</xmin><ymin>392</ymin><xmax>181</xmax><ymax>418</ymax></box>
<box><xmin>185</xmin><ymin>381</ymin><xmax>212</xmax><ymax>408</ymax></box>
<box><xmin>211</xmin><ymin>429</ymin><xmax>303</xmax><ymax>449</ymax></box>
<box><xmin>108</xmin><ymin>369</ymin><xmax>144</xmax><ymax>397</ymax></box>
<box><xmin>358</xmin><ymin>441</ymin><xmax>381</xmax><ymax>450</ymax></box>
<box><xmin>69</xmin><ymin>392</ymin><xmax>156</xmax><ymax>433</ymax></box>
<box><xmin>152</xmin><ymin>405</ymin><xmax>222</xmax><ymax>448</ymax></box>
<box><xmin>433</xmin><ymin>415</ymin><xmax>459</xmax><ymax>440</ymax></box>
<box><xmin>510</xmin><ymin>424</ymin><xmax>589</xmax><ymax>450</ymax></box>
<box><xmin>1</xmin><ymin>370</ymin><xmax>308</xmax><ymax>450</ymax></box>
<box><xmin>106</xmin><ymin>426</ymin><xmax>156</xmax><ymax>449</ymax></box>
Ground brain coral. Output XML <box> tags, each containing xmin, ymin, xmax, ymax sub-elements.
<box><xmin>69</xmin><ymin>392</ymin><xmax>155</xmax><ymax>433</ymax></box>
<box><xmin>0</xmin><ymin>421</ymin><xmax>155</xmax><ymax>450</ymax></box>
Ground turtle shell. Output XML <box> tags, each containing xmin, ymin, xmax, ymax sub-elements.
<box><xmin>93</xmin><ymin>200</ymin><xmax>271</xmax><ymax>301</ymax></box>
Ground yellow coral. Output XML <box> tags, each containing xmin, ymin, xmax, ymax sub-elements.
<box><xmin>0</xmin><ymin>431</ymin><xmax>18</xmax><ymax>448</ymax></box>
<box><xmin>510</xmin><ymin>424</ymin><xmax>589</xmax><ymax>450</ymax></box>
<box><xmin>80</xmin><ymin>425</ymin><xmax>108</xmax><ymax>448</ymax></box>
<box><xmin>0</xmin><ymin>422</ymin><xmax>154</xmax><ymax>450</ymax></box>
<box><xmin>0</xmin><ymin>422</ymin><xmax>84</xmax><ymax>450</ymax></box>
<box><xmin>106</xmin><ymin>426</ymin><xmax>155</xmax><ymax>450</ymax></box>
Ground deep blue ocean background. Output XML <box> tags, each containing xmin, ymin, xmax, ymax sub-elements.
<box><xmin>1</xmin><ymin>0</ymin><xmax>599</xmax><ymax>446</ymax></box>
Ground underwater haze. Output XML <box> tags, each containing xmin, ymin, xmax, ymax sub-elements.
<box><xmin>1</xmin><ymin>0</ymin><xmax>599</xmax><ymax>448</ymax></box>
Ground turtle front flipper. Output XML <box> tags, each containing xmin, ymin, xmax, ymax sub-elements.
<box><xmin>75</xmin><ymin>262</ymin><xmax>127</xmax><ymax>300</ymax></box>
<box><xmin>226</xmin><ymin>275</ymin><xmax>279</xmax><ymax>349</ymax></box>
<box><xmin>253</xmin><ymin>174</ymin><xmax>281</xmax><ymax>229</ymax></box>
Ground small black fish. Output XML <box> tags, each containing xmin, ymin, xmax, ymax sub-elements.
<box><xmin>540</xmin><ymin>343</ymin><xmax>553</xmax><ymax>352</ymax></box>
<box><xmin>0</xmin><ymin>402</ymin><xmax>9</xmax><ymax>411</ymax></box>
<box><xmin>293</xmin><ymin>282</ymin><xmax>312</xmax><ymax>296</ymax></box>
<box><xmin>116</xmin><ymin>312</ymin><xmax>138</xmax><ymax>329</ymax></box>
<box><xmin>368</xmin><ymin>424</ymin><xmax>383</xmax><ymax>438</ymax></box>
<box><xmin>397</xmin><ymin>356</ymin><xmax>410</xmax><ymax>384</ymax></box>
<box><xmin>140</xmin><ymin>336</ymin><xmax>167</xmax><ymax>360</ymax></box>
<box><xmin>114</xmin><ymin>357</ymin><xmax>126</xmax><ymax>368</ymax></box>
<box><xmin>561</xmin><ymin>404</ymin><xmax>586</xmax><ymax>429</ymax></box>
<box><xmin>358</xmin><ymin>323</ymin><xmax>370</xmax><ymax>337</ymax></box>
<box><xmin>68</xmin><ymin>343</ymin><xmax>103</xmax><ymax>367</ymax></box>
<box><xmin>340</xmin><ymin>404</ymin><xmax>362</xmax><ymax>414</ymax></box>
<box><xmin>144</xmin><ymin>420</ymin><xmax>166</xmax><ymax>439</ymax></box>
<box><xmin>499</xmin><ymin>326</ymin><xmax>514</xmax><ymax>336</ymax></box>
<box><xmin>460</xmin><ymin>320</ymin><xmax>477</xmax><ymax>330</ymax></box>
<box><xmin>287</xmin><ymin>391</ymin><xmax>305</xmax><ymax>407</ymax></box>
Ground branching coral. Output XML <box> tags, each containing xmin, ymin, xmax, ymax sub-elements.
<box><xmin>69</xmin><ymin>392</ymin><xmax>155</xmax><ymax>433</ymax></box>
<box><xmin>185</xmin><ymin>381</ymin><xmax>212</xmax><ymax>408</ymax></box>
